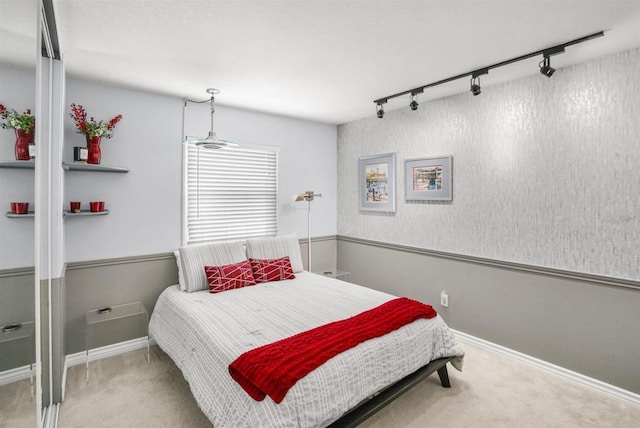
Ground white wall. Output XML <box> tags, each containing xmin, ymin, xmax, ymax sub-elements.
<box><xmin>184</xmin><ymin>101</ymin><xmax>337</xmax><ymax>240</ymax></box>
<box><xmin>64</xmin><ymin>78</ymin><xmax>337</xmax><ymax>262</ymax></box>
<box><xmin>337</xmin><ymin>48</ymin><xmax>640</xmax><ymax>281</ymax></box>
<box><xmin>0</xmin><ymin>65</ymin><xmax>36</xmax><ymax>269</ymax></box>
<box><xmin>63</xmin><ymin>79</ymin><xmax>183</xmax><ymax>262</ymax></box>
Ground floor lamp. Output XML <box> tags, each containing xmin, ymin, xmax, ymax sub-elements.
<box><xmin>294</xmin><ymin>190</ymin><xmax>322</xmax><ymax>271</ymax></box>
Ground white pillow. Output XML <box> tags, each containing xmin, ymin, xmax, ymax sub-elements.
<box><xmin>173</xmin><ymin>250</ymin><xmax>186</xmax><ymax>291</ymax></box>
<box><xmin>245</xmin><ymin>234</ymin><xmax>304</xmax><ymax>273</ymax></box>
<box><xmin>178</xmin><ymin>240</ymin><xmax>248</xmax><ymax>292</ymax></box>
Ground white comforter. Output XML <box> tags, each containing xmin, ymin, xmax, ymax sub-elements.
<box><xmin>149</xmin><ymin>272</ymin><xmax>464</xmax><ymax>427</ymax></box>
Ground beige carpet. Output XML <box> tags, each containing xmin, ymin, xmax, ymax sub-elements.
<box><xmin>0</xmin><ymin>377</ymin><xmax>37</xmax><ymax>428</ymax></box>
<box><xmin>58</xmin><ymin>343</ymin><xmax>640</xmax><ymax>428</ymax></box>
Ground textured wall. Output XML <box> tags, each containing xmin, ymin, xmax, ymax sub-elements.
<box><xmin>338</xmin><ymin>48</ymin><xmax>640</xmax><ymax>281</ymax></box>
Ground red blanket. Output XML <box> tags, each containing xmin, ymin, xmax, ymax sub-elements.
<box><xmin>229</xmin><ymin>297</ymin><xmax>437</xmax><ymax>403</ymax></box>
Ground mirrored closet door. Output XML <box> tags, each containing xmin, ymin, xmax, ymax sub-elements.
<box><xmin>0</xmin><ymin>0</ymin><xmax>40</xmax><ymax>426</ymax></box>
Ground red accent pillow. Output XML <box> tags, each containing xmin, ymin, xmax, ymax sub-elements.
<box><xmin>205</xmin><ymin>260</ymin><xmax>256</xmax><ymax>293</ymax></box>
<box><xmin>249</xmin><ymin>257</ymin><xmax>296</xmax><ymax>283</ymax></box>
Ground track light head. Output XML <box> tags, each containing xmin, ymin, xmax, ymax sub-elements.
<box><xmin>470</xmin><ymin>77</ymin><xmax>481</xmax><ymax>96</ymax></box>
<box><xmin>376</xmin><ymin>103</ymin><xmax>385</xmax><ymax>118</ymax></box>
<box><xmin>409</xmin><ymin>94</ymin><xmax>419</xmax><ymax>111</ymax></box>
<box><xmin>539</xmin><ymin>56</ymin><xmax>556</xmax><ymax>78</ymax></box>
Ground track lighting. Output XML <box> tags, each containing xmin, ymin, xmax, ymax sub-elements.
<box><xmin>469</xmin><ymin>69</ymin><xmax>487</xmax><ymax>96</ymax></box>
<box><xmin>372</xmin><ymin>31</ymin><xmax>603</xmax><ymax>111</ymax></box>
<box><xmin>409</xmin><ymin>93</ymin><xmax>419</xmax><ymax>111</ymax></box>
<box><xmin>540</xmin><ymin>46</ymin><xmax>564</xmax><ymax>78</ymax></box>
<box><xmin>470</xmin><ymin>76</ymin><xmax>481</xmax><ymax>96</ymax></box>
<box><xmin>539</xmin><ymin>56</ymin><xmax>555</xmax><ymax>77</ymax></box>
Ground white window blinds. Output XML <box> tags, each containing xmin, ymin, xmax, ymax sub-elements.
<box><xmin>183</xmin><ymin>144</ymin><xmax>278</xmax><ymax>245</ymax></box>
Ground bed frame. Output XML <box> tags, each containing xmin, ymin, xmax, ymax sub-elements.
<box><xmin>328</xmin><ymin>357</ymin><xmax>453</xmax><ymax>427</ymax></box>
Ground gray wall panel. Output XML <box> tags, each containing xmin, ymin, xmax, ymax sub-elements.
<box><xmin>0</xmin><ymin>270</ymin><xmax>35</xmax><ymax>373</ymax></box>
<box><xmin>299</xmin><ymin>236</ymin><xmax>338</xmax><ymax>274</ymax></box>
<box><xmin>38</xmin><ymin>277</ymin><xmax>65</xmax><ymax>404</ymax></box>
<box><xmin>64</xmin><ymin>254</ymin><xmax>178</xmax><ymax>354</ymax></box>
<box><xmin>0</xmin><ymin>269</ymin><xmax>35</xmax><ymax>327</ymax></box>
<box><xmin>64</xmin><ymin>239</ymin><xmax>338</xmax><ymax>355</ymax></box>
<box><xmin>337</xmin><ymin>238</ymin><xmax>640</xmax><ymax>394</ymax></box>
<box><xmin>51</xmin><ymin>277</ymin><xmax>64</xmax><ymax>403</ymax></box>
<box><xmin>40</xmin><ymin>280</ymin><xmax>50</xmax><ymax>405</ymax></box>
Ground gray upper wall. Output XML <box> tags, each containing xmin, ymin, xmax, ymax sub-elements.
<box><xmin>337</xmin><ymin>48</ymin><xmax>640</xmax><ymax>282</ymax></box>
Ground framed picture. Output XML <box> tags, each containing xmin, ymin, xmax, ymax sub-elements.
<box><xmin>359</xmin><ymin>153</ymin><xmax>396</xmax><ymax>212</ymax></box>
<box><xmin>405</xmin><ymin>155</ymin><xmax>452</xmax><ymax>201</ymax></box>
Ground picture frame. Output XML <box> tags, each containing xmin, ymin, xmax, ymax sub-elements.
<box><xmin>405</xmin><ymin>155</ymin><xmax>452</xmax><ymax>201</ymax></box>
<box><xmin>359</xmin><ymin>153</ymin><xmax>396</xmax><ymax>212</ymax></box>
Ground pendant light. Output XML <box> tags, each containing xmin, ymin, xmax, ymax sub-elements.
<box><xmin>184</xmin><ymin>88</ymin><xmax>239</xmax><ymax>149</ymax></box>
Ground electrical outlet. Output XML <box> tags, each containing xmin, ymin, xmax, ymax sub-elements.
<box><xmin>440</xmin><ymin>291</ymin><xmax>449</xmax><ymax>307</ymax></box>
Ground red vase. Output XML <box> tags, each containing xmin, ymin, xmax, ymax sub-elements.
<box><xmin>15</xmin><ymin>129</ymin><xmax>33</xmax><ymax>161</ymax></box>
<box><xmin>86</xmin><ymin>135</ymin><xmax>102</xmax><ymax>164</ymax></box>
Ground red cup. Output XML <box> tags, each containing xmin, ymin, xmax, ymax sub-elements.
<box><xmin>11</xmin><ymin>202</ymin><xmax>29</xmax><ymax>214</ymax></box>
<box><xmin>70</xmin><ymin>201</ymin><xmax>81</xmax><ymax>213</ymax></box>
<box><xmin>90</xmin><ymin>201</ymin><xmax>105</xmax><ymax>212</ymax></box>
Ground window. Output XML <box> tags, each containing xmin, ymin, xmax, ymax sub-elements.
<box><xmin>183</xmin><ymin>144</ymin><xmax>278</xmax><ymax>245</ymax></box>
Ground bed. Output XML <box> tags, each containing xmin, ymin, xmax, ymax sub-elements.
<box><xmin>149</xmin><ymin>235</ymin><xmax>464</xmax><ymax>427</ymax></box>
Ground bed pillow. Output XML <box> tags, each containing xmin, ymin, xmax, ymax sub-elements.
<box><xmin>174</xmin><ymin>250</ymin><xmax>187</xmax><ymax>291</ymax></box>
<box><xmin>178</xmin><ymin>240</ymin><xmax>248</xmax><ymax>292</ymax></box>
<box><xmin>245</xmin><ymin>234</ymin><xmax>304</xmax><ymax>273</ymax></box>
<box><xmin>250</xmin><ymin>257</ymin><xmax>296</xmax><ymax>283</ymax></box>
<box><xmin>205</xmin><ymin>260</ymin><xmax>256</xmax><ymax>293</ymax></box>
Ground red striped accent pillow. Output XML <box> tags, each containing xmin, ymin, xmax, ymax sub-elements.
<box><xmin>205</xmin><ymin>260</ymin><xmax>256</xmax><ymax>293</ymax></box>
<box><xmin>249</xmin><ymin>257</ymin><xmax>296</xmax><ymax>283</ymax></box>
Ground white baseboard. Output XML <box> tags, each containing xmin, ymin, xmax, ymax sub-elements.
<box><xmin>65</xmin><ymin>336</ymin><xmax>155</xmax><ymax>368</ymax></box>
<box><xmin>452</xmin><ymin>329</ymin><xmax>640</xmax><ymax>406</ymax></box>
<box><xmin>62</xmin><ymin>336</ymin><xmax>156</xmax><ymax>400</ymax></box>
<box><xmin>0</xmin><ymin>364</ymin><xmax>33</xmax><ymax>386</ymax></box>
<box><xmin>59</xmin><ymin>331</ymin><xmax>640</xmax><ymax>408</ymax></box>
<box><xmin>61</xmin><ymin>356</ymin><xmax>68</xmax><ymax>401</ymax></box>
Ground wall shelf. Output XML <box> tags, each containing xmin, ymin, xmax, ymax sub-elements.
<box><xmin>5</xmin><ymin>212</ymin><xmax>35</xmax><ymax>218</ymax></box>
<box><xmin>0</xmin><ymin>160</ymin><xmax>35</xmax><ymax>169</ymax></box>
<box><xmin>63</xmin><ymin>209</ymin><xmax>109</xmax><ymax>218</ymax></box>
<box><xmin>62</xmin><ymin>162</ymin><xmax>129</xmax><ymax>173</ymax></box>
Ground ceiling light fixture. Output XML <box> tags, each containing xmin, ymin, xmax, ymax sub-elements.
<box><xmin>539</xmin><ymin>46</ymin><xmax>564</xmax><ymax>78</ymax></box>
<box><xmin>539</xmin><ymin>57</ymin><xmax>555</xmax><ymax>77</ymax></box>
<box><xmin>469</xmin><ymin>69</ymin><xmax>487</xmax><ymax>96</ymax></box>
<box><xmin>183</xmin><ymin>88</ymin><xmax>239</xmax><ymax>149</ymax></box>
<box><xmin>470</xmin><ymin>77</ymin><xmax>481</xmax><ymax>96</ymax></box>
<box><xmin>470</xmin><ymin>68</ymin><xmax>488</xmax><ymax>96</ymax></box>
<box><xmin>372</xmin><ymin>31</ymin><xmax>603</xmax><ymax>115</ymax></box>
<box><xmin>409</xmin><ymin>92</ymin><xmax>419</xmax><ymax>111</ymax></box>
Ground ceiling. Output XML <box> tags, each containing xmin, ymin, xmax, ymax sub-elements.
<box><xmin>11</xmin><ymin>1</ymin><xmax>640</xmax><ymax>124</ymax></box>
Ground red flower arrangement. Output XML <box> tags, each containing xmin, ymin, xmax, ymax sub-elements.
<box><xmin>69</xmin><ymin>103</ymin><xmax>122</xmax><ymax>138</ymax></box>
